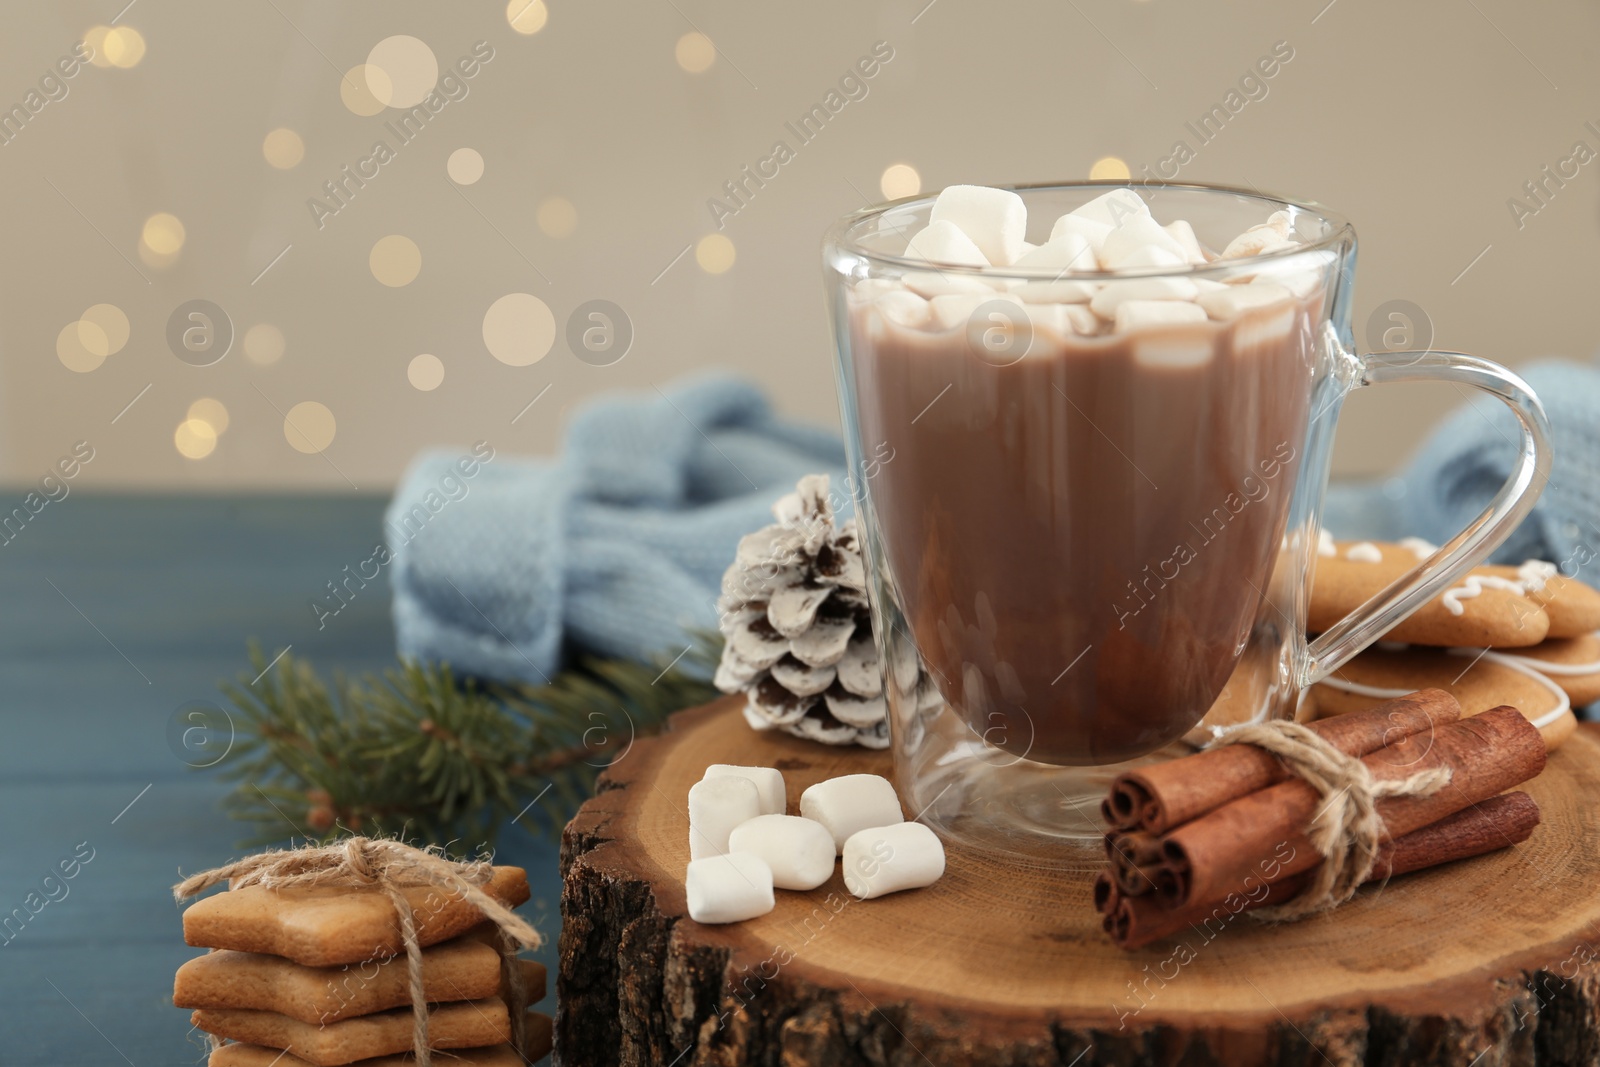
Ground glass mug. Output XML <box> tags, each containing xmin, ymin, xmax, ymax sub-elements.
<box><xmin>822</xmin><ymin>182</ymin><xmax>1551</xmax><ymax>866</ymax></box>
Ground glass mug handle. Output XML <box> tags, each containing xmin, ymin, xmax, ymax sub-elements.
<box><xmin>1300</xmin><ymin>344</ymin><xmax>1554</xmax><ymax>685</ymax></box>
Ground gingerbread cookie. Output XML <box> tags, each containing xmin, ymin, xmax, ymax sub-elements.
<box><xmin>181</xmin><ymin>866</ymin><xmax>530</xmax><ymax>968</ymax></box>
<box><xmin>1480</xmin><ymin>565</ymin><xmax>1600</xmax><ymax>638</ymax></box>
<box><xmin>174</xmin><ymin>934</ymin><xmax>545</xmax><ymax>1024</ymax></box>
<box><xmin>1493</xmin><ymin>632</ymin><xmax>1600</xmax><ymax>708</ymax></box>
<box><xmin>1307</xmin><ymin>643</ymin><xmax>1577</xmax><ymax>751</ymax></box>
<box><xmin>210</xmin><ymin>1038</ymin><xmax>533</xmax><ymax>1067</ymax></box>
<box><xmin>1311</xmin><ymin>534</ymin><xmax>1567</xmax><ymax>648</ymax></box>
<box><xmin>193</xmin><ymin>997</ymin><xmax>509</xmax><ymax>1067</ymax></box>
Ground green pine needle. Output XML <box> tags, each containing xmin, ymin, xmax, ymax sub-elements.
<box><xmin>209</xmin><ymin>638</ymin><xmax>722</xmax><ymax>847</ymax></box>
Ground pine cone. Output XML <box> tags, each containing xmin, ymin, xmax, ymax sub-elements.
<box><xmin>714</xmin><ymin>474</ymin><xmax>938</xmax><ymax>748</ymax></box>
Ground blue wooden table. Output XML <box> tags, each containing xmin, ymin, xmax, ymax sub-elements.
<box><xmin>0</xmin><ymin>495</ymin><xmax>561</xmax><ymax>1066</ymax></box>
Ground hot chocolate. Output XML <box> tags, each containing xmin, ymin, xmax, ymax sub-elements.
<box><xmin>844</xmin><ymin>188</ymin><xmax>1324</xmax><ymax>765</ymax></box>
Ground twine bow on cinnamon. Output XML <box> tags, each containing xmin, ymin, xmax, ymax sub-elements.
<box><xmin>174</xmin><ymin>837</ymin><xmax>540</xmax><ymax>1066</ymax></box>
<box><xmin>1208</xmin><ymin>720</ymin><xmax>1452</xmax><ymax>921</ymax></box>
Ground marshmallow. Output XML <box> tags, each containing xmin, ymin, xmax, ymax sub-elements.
<box><xmin>1026</xmin><ymin>303</ymin><xmax>1097</xmax><ymax>336</ymax></box>
<box><xmin>1089</xmin><ymin>276</ymin><xmax>1199</xmax><ymax>320</ymax></box>
<box><xmin>1165</xmin><ymin>220</ymin><xmax>1208</xmax><ymax>265</ymax></box>
<box><xmin>876</xmin><ymin>288</ymin><xmax>930</xmax><ymax>328</ymax></box>
<box><xmin>928</xmin><ymin>184</ymin><xmax>1027</xmax><ymax>266</ymax></box>
<box><xmin>904</xmin><ymin>220</ymin><xmax>989</xmax><ymax>267</ymax></box>
<box><xmin>800</xmin><ymin>774</ymin><xmax>905</xmax><ymax>853</ymax></box>
<box><xmin>1112</xmin><ymin>245</ymin><xmax>1184</xmax><ymax>271</ymax></box>
<box><xmin>1134</xmin><ymin>331</ymin><xmax>1215</xmax><ymax>368</ymax></box>
<box><xmin>850</xmin><ymin>278</ymin><xmax>898</xmax><ymax>302</ymax></box>
<box><xmin>1048</xmin><ymin>213</ymin><xmax>1113</xmax><ymax>256</ymax></box>
<box><xmin>1198</xmin><ymin>282</ymin><xmax>1292</xmax><ymax>321</ymax></box>
<box><xmin>1011</xmin><ymin>232</ymin><xmax>1095</xmax><ymax>273</ymax></box>
<box><xmin>703</xmin><ymin>764</ymin><xmax>787</xmax><ymax>816</ymax></box>
<box><xmin>727</xmin><ymin>814</ymin><xmax>836</xmax><ymax>890</ymax></box>
<box><xmin>1069</xmin><ymin>187</ymin><xmax>1149</xmax><ymax>229</ymax></box>
<box><xmin>841</xmin><ymin>822</ymin><xmax>946</xmax><ymax>900</ymax></box>
<box><xmin>901</xmin><ymin>270</ymin><xmax>995</xmax><ymax>298</ymax></box>
<box><xmin>929</xmin><ymin>291</ymin><xmax>1024</xmax><ymax>332</ymax></box>
<box><xmin>1115</xmin><ymin>300</ymin><xmax>1207</xmax><ymax>334</ymax></box>
<box><xmin>1013</xmin><ymin>280</ymin><xmax>1098</xmax><ymax>304</ymax></box>
<box><xmin>688</xmin><ymin>776</ymin><xmax>762</xmax><ymax>860</ymax></box>
<box><xmin>1191</xmin><ymin>278</ymin><xmax>1229</xmax><ymax>292</ymax></box>
<box><xmin>1099</xmin><ymin>216</ymin><xmax>1189</xmax><ymax>270</ymax></box>
<box><xmin>685</xmin><ymin>852</ymin><xmax>775</xmax><ymax>924</ymax></box>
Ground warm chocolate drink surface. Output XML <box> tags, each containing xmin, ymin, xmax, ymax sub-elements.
<box><xmin>850</xmin><ymin>292</ymin><xmax>1318</xmax><ymax>764</ymax></box>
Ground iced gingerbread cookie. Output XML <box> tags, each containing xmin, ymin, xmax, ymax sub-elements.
<box><xmin>1309</xmin><ymin>534</ymin><xmax>1600</xmax><ymax>648</ymax></box>
<box><xmin>1493</xmin><ymin>632</ymin><xmax>1600</xmax><ymax>708</ymax></box>
<box><xmin>1307</xmin><ymin>643</ymin><xmax>1577</xmax><ymax>751</ymax></box>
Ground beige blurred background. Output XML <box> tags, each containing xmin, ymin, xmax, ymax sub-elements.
<box><xmin>1</xmin><ymin>0</ymin><xmax>1596</xmax><ymax>490</ymax></box>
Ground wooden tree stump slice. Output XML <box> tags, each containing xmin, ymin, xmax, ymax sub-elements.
<box><xmin>559</xmin><ymin>696</ymin><xmax>1600</xmax><ymax>1067</ymax></box>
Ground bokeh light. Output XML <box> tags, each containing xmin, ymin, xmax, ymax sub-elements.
<box><xmin>482</xmin><ymin>294</ymin><xmax>556</xmax><ymax>366</ymax></box>
<box><xmin>263</xmin><ymin>128</ymin><xmax>305</xmax><ymax>169</ymax></box>
<box><xmin>696</xmin><ymin>233</ymin><xmax>736</xmax><ymax>274</ymax></box>
<box><xmin>369</xmin><ymin>235</ymin><xmax>422</xmax><ymax>287</ymax></box>
<box><xmin>83</xmin><ymin>27</ymin><xmax>113</xmax><ymax>68</ymax></box>
<box><xmin>880</xmin><ymin>163</ymin><xmax>921</xmax><ymax>200</ymax></box>
<box><xmin>506</xmin><ymin>0</ymin><xmax>549</xmax><ymax>35</ymax></box>
<box><xmin>675</xmin><ymin>33</ymin><xmax>716</xmax><ymax>73</ymax></box>
<box><xmin>141</xmin><ymin>212</ymin><xmax>185</xmax><ymax>256</ymax></box>
<box><xmin>103</xmin><ymin>26</ymin><xmax>146</xmax><ymax>68</ymax></box>
<box><xmin>1090</xmin><ymin>156</ymin><xmax>1132</xmax><ymax>181</ymax></box>
<box><xmin>243</xmin><ymin>323</ymin><xmax>285</xmax><ymax>366</ymax></box>
<box><xmin>57</xmin><ymin>321</ymin><xmax>105</xmax><ymax>373</ymax></box>
<box><xmin>365</xmin><ymin>36</ymin><xmax>438</xmax><ymax>109</ymax></box>
<box><xmin>408</xmin><ymin>354</ymin><xmax>445</xmax><ymax>391</ymax></box>
<box><xmin>187</xmin><ymin>398</ymin><xmax>230</xmax><ymax>435</ymax></box>
<box><xmin>80</xmin><ymin>304</ymin><xmax>130</xmax><ymax>356</ymax></box>
<box><xmin>284</xmin><ymin>401</ymin><xmax>337</xmax><ymax>454</ymax></box>
<box><xmin>447</xmin><ymin>147</ymin><xmax>484</xmax><ymax>185</ymax></box>
<box><xmin>536</xmin><ymin>197</ymin><xmax>577</xmax><ymax>238</ymax></box>
<box><xmin>341</xmin><ymin>65</ymin><xmax>388</xmax><ymax>116</ymax></box>
<box><xmin>174</xmin><ymin>419</ymin><xmax>218</xmax><ymax>460</ymax></box>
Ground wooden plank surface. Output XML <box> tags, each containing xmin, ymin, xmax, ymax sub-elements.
<box><xmin>0</xmin><ymin>495</ymin><xmax>560</xmax><ymax>1065</ymax></box>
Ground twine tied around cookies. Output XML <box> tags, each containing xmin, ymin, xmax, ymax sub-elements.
<box><xmin>173</xmin><ymin>837</ymin><xmax>540</xmax><ymax>1066</ymax></box>
<box><xmin>1207</xmin><ymin>720</ymin><xmax>1453</xmax><ymax>921</ymax></box>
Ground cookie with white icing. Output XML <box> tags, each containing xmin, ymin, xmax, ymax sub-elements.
<box><xmin>1310</xmin><ymin>535</ymin><xmax>1551</xmax><ymax>648</ymax></box>
<box><xmin>1479</xmin><ymin>564</ymin><xmax>1600</xmax><ymax>638</ymax></box>
<box><xmin>1307</xmin><ymin>643</ymin><xmax>1577</xmax><ymax>751</ymax></box>
<box><xmin>1494</xmin><ymin>632</ymin><xmax>1600</xmax><ymax>708</ymax></box>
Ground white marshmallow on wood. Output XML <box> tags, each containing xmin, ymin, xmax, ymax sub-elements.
<box><xmin>703</xmin><ymin>764</ymin><xmax>787</xmax><ymax>816</ymax></box>
<box><xmin>1115</xmin><ymin>299</ymin><xmax>1208</xmax><ymax>334</ymax></box>
<box><xmin>1165</xmin><ymin>220</ymin><xmax>1208</xmax><ymax>264</ymax></box>
<box><xmin>1099</xmin><ymin>216</ymin><xmax>1189</xmax><ymax>270</ymax></box>
<box><xmin>1198</xmin><ymin>282</ymin><xmax>1292</xmax><ymax>320</ymax></box>
<box><xmin>1048</xmin><ymin>213</ymin><xmax>1113</xmax><ymax>256</ymax></box>
<box><xmin>685</xmin><ymin>852</ymin><xmax>775</xmax><ymax>923</ymax></box>
<box><xmin>1011</xmin><ymin>232</ymin><xmax>1095</xmax><ymax>273</ymax></box>
<box><xmin>1069</xmin><ymin>187</ymin><xmax>1150</xmax><ymax>229</ymax></box>
<box><xmin>904</xmin><ymin>220</ymin><xmax>990</xmax><ymax>267</ymax></box>
<box><xmin>688</xmin><ymin>775</ymin><xmax>762</xmax><ymax>860</ymax></box>
<box><xmin>841</xmin><ymin>822</ymin><xmax>946</xmax><ymax>900</ymax></box>
<box><xmin>800</xmin><ymin>774</ymin><xmax>905</xmax><ymax>853</ymax></box>
<box><xmin>1089</xmin><ymin>277</ymin><xmax>1199</xmax><ymax>319</ymax></box>
<box><xmin>727</xmin><ymin>814</ymin><xmax>836</xmax><ymax>890</ymax></box>
<box><xmin>928</xmin><ymin>185</ymin><xmax>1027</xmax><ymax>266</ymax></box>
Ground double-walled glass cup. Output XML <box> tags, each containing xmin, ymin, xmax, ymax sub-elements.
<box><xmin>823</xmin><ymin>183</ymin><xmax>1551</xmax><ymax>866</ymax></box>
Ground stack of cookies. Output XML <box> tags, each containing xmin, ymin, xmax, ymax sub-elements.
<box><xmin>1303</xmin><ymin>537</ymin><xmax>1600</xmax><ymax>750</ymax></box>
<box><xmin>175</xmin><ymin>863</ymin><xmax>553</xmax><ymax>1065</ymax></box>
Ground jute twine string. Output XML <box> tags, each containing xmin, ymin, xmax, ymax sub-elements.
<box><xmin>1208</xmin><ymin>721</ymin><xmax>1452</xmax><ymax>921</ymax></box>
<box><xmin>174</xmin><ymin>837</ymin><xmax>541</xmax><ymax>1065</ymax></box>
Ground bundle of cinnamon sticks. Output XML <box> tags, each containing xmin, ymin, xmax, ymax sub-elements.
<box><xmin>1095</xmin><ymin>689</ymin><xmax>1547</xmax><ymax>950</ymax></box>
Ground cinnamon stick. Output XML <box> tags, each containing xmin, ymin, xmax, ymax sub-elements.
<box><xmin>1101</xmin><ymin>689</ymin><xmax>1461</xmax><ymax>834</ymax></box>
<box><xmin>1158</xmin><ymin>706</ymin><xmax>1545</xmax><ymax>910</ymax></box>
<box><xmin>1101</xmin><ymin>791</ymin><xmax>1540</xmax><ymax>949</ymax></box>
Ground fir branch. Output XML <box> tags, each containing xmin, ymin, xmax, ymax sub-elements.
<box><xmin>210</xmin><ymin>639</ymin><xmax>721</xmax><ymax>847</ymax></box>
